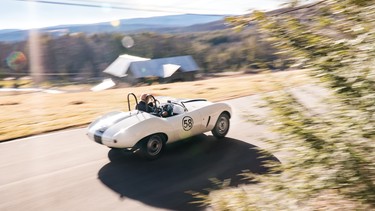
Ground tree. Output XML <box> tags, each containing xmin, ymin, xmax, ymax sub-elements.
<box><xmin>203</xmin><ymin>0</ymin><xmax>375</xmax><ymax>210</ymax></box>
<box><xmin>1</xmin><ymin>24</ymin><xmax>280</xmax><ymax>81</ymax></box>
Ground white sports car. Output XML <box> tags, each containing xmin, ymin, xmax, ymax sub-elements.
<box><xmin>87</xmin><ymin>93</ymin><xmax>232</xmax><ymax>159</ymax></box>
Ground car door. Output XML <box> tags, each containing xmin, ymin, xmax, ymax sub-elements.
<box><xmin>165</xmin><ymin>108</ymin><xmax>203</xmax><ymax>143</ymax></box>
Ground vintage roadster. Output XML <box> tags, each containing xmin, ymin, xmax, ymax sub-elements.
<box><xmin>87</xmin><ymin>93</ymin><xmax>232</xmax><ymax>159</ymax></box>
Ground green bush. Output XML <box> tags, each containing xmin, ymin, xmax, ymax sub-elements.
<box><xmin>203</xmin><ymin>0</ymin><xmax>375</xmax><ymax>210</ymax></box>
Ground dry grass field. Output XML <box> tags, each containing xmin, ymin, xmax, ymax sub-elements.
<box><xmin>0</xmin><ymin>70</ymin><xmax>311</xmax><ymax>142</ymax></box>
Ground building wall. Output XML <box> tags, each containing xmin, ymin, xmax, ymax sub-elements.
<box><xmin>159</xmin><ymin>71</ymin><xmax>196</xmax><ymax>83</ymax></box>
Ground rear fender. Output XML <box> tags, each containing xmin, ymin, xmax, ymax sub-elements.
<box><xmin>113</xmin><ymin>117</ymin><xmax>170</xmax><ymax>148</ymax></box>
<box><xmin>134</xmin><ymin>133</ymin><xmax>168</xmax><ymax>150</ymax></box>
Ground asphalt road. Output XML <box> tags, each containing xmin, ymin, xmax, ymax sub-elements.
<box><xmin>1</xmin><ymin>87</ymin><xmax>325</xmax><ymax>211</ymax></box>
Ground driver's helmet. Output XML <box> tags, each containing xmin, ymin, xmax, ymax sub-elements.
<box><xmin>140</xmin><ymin>93</ymin><xmax>149</xmax><ymax>102</ymax></box>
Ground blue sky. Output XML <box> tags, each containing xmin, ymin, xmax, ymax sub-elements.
<box><xmin>0</xmin><ymin>0</ymin><xmax>288</xmax><ymax>30</ymax></box>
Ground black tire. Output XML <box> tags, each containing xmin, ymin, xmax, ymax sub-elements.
<box><xmin>212</xmin><ymin>113</ymin><xmax>230</xmax><ymax>139</ymax></box>
<box><xmin>138</xmin><ymin>134</ymin><xmax>165</xmax><ymax>160</ymax></box>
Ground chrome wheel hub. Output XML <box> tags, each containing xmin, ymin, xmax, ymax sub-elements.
<box><xmin>147</xmin><ymin>136</ymin><xmax>162</xmax><ymax>156</ymax></box>
<box><xmin>217</xmin><ymin>117</ymin><xmax>228</xmax><ymax>134</ymax></box>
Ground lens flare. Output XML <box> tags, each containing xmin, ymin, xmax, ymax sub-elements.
<box><xmin>121</xmin><ymin>36</ymin><xmax>135</xmax><ymax>48</ymax></box>
<box><xmin>6</xmin><ymin>51</ymin><xmax>27</xmax><ymax>71</ymax></box>
<box><xmin>110</xmin><ymin>20</ymin><xmax>121</xmax><ymax>27</ymax></box>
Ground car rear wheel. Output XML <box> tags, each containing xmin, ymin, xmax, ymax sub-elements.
<box><xmin>212</xmin><ymin>113</ymin><xmax>230</xmax><ymax>139</ymax></box>
<box><xmin>138</xmin><ymin>134</ymin><xmax>165</xmax><ymax>160</ymax></box>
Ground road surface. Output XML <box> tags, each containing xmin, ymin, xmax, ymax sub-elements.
<box><xmin>0</xmin><ymin>86</ymin><xmax>326</xmax><ymax>210</ymax></box>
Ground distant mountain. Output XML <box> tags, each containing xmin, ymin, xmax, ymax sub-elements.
<box><xmin>138</xmin><ymin>20</ymin><xmax>230</xmax><ymax>34</ymax></box>
<box><xmin>0</xmin><ymin>14</ymin><xmax>227</xmax><ymax>42</ymax></box>
<box><xmin>116</xmin><ymin>14</ymin><xmax>226</xmax><ymax>26</ymax></box>
<box><xmin>0</xmin><ymin>30</ymin><xmax>30</xmax><ymax>42</ymax></box>
<box><xmin>0</xmin><ymin>29</ymin><xmax>20</xmax><ymax>35</ymax></box>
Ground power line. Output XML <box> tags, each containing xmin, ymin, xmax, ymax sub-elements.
<box><xmin>15</xmin><ymin>0</ymin><xmax>222</xmax><ymax>15</ymax></box>
<box><xmin>15</xmin><ymin>0</ymin><xmax>178</xmax><ymax>13</ymax></box>
<box><xmin>78</xmin><ymin>0</ymin><xmax>207</xmax><ymax>12</ymax></box>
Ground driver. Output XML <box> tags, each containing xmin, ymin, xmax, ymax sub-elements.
<box><xmin>137</xmin><ymin>93</ymin><xmax>154</xmax><ymax>112</ymax></box>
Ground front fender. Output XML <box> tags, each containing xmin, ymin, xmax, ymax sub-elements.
<box><xmin>199</xmin><ymin>102</ymin><xmax>232</xmax><ymax>131</ymax></box>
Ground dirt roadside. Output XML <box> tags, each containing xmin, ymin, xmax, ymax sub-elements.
<box><xmin>0</xmin><ymin>70</ymin><xmax>312</xmax><ymax>142</ymax></box>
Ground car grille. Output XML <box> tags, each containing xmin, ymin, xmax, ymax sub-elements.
<box><xmin>94</xmin><ymin>134</ymin><xmax>102</xmax><ymax>144</ymax></box>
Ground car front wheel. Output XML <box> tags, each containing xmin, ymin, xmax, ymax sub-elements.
<box><xmin>212</xmin><ymin>113</ymin><xmax>230</xmax><ymax>139</ymax></box>
<box><xmin>138</xmin><ymin>134</ymin><xmax>165</xmax><ymax>160</ymax></box>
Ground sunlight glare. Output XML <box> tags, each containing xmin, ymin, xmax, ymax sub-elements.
<box><xmin>6</xmin><ymin>51</ymin><xmax>27</xmax><ymax>71</ymax></box>
<box><xmin>110</xmin><ymin>19</ymin><xmax>121</xmax><ymax>27</ymax></box>
<box><xmin>27</xmin><ymin>0</ymin><xmax>44</xmax><ymax>85</ymax></box>
<box><xmin>121</xmin><ymin>36</ymin><xmax>135</xmax><ymax>48</ymax></box>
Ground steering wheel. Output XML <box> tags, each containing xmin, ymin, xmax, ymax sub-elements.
<box><xmin>146</xmin><ymin>94</ymin><xmax>161</xmax><ymax>114</ymax></box>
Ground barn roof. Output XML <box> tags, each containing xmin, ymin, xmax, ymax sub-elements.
<box><xmin>103</xmin><ymin>55</ymin><xmax>199</xmax><ymax>78</ymax></box>
<box><xmin>103</xmin><ymin>54</ymin><xmax>149</xmax><ymax>77</ymax></box>
<box><xmin>130</xmin><ymin>55</ymin><xmax>199</xmax><ymax>78</ymax></box>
